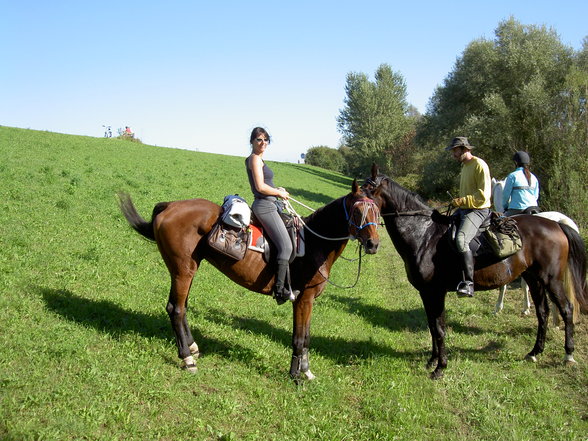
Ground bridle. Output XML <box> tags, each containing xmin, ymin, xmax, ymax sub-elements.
<box><xmin>343</xmin><ymin>196</ymin><xmax>380</xmax><ymax>239</ymax></box>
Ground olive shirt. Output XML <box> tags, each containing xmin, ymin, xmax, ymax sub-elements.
<box><xmin>454</xmin><ymin>156</ymin><xmax>491</xmax><ymax>209</ymax></box>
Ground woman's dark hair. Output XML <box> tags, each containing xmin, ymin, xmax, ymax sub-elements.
<box><xmin>513</xmin><ymin>151</ymin><xmax>532</xmax><ymax>185</ymax></box>
<box><xmin>250</xmin><ymin>127</ymin><xmax>271</xmax><ymax>144</ymax></box>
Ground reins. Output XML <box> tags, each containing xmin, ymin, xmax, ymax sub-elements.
<box><xmin>284</xmin><ymin>198</ymin><xmax>378</xmax><ymax>241</ymax></box>
<box><xmin>284</xmin><ymin>196</ymin><xmax>374</xmax><ymax>286</ymax></box>
<box><xmin>318</xmin><ymin>244</ymin><xmax>364</xmax><ymax>289</ymax></box>
<box><xmin>381</xmin><ymin>209</ymin><xmax>434</xmax><ymax>217</ymax></box>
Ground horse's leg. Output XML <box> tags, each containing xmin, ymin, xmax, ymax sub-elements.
<box><xmin>550</xmin><ymin>298</ymin><xmax>561</xmax><ymax>328</ymax></box>
<box><xmin>166</xmin><ymin>268</ymin><xmax>198</xmax><ymax>372</ymax></box>
<box><xmin>289</xmin><ymin>293</ymin><xmax>315</xmax><ymax>381</ymax></box>
<box><xmin>547</xmin><ymin>271</ymin><xmax>576</xmax><ymax>364</ymax></box>
<box><xmin>421</xmin><ymin>291</ymin><xmax>447</xmax><ymax>379</ymax></box>
<box><xmin>183</xmin><ymin>287</ymin><xmax>200</xmax><ymax>359</ymax></box>
<box><xmin>524</xmin><ymin>277</ymin><xmax>549</xmax><ymax>362</ymax></box>
<box><xmin>521</xmin><ymin>279</ymin><xmax>531</xmax><ymax>316</ymax></box>
<box><xmin>494</xmin><ymin>285</ymin><xmax>507</xmax><ymax>314</ymax></box>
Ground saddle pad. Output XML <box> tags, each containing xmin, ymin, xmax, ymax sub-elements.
<box><xmin>248</xmin><ymin>224</ymin><xmax>266</xmax><ymax>253</ymax></box>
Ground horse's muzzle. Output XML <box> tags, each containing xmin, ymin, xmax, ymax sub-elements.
<box><xmin>363</xmin><ymin>238</ymin><xmax>380</xmax><ymax>254</ymax></box>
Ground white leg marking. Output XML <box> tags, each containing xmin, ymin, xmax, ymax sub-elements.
<box><xmin>302</xmin><ymin>370</ymin><xmax>316</xmax><ymax>381</ymax></box>
<box><xmin>182</xmin><ymin>355</ymin><xmax>198</xmax><ymax>373</ymax></box>
<box><xmin>189</xmin><ymin>342</ymin><xmax>200</xmax><ymax>358</ymax></box>
<box><xmin>525</xmin><ymin>354</ymin><xmax>538</xmax><ymax>363</ymax></box>
<box><xmin>494</xmin><ymin>286</ymin><xmax>506</xmax><ymax>314</ymax></box>
<box><xmin>521</xmin><ymin>281</ymin><xmax>531</xmax><ymax>315</ymax></box>
<box><xmin>564</xmin><ymin>354</ymin><xmax>576</xmax><ymax>365</ymax></box>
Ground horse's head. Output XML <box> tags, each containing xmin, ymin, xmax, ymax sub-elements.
<box><xmin>361</xmin><ymin>163</ymin><xmax>388</xmax><ymax>212</ymax></box>
<box><xmin>346</xmin><ymin>179</ymin><xmax>380</xmax><ymax>254</ymax></box>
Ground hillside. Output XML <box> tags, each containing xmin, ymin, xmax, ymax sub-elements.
<box><xmin>1</xmin><ymin>126</ymin><xmax>586</xmax><ymax>441</ymax></box>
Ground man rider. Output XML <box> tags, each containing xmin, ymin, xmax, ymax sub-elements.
<box><xmin>445</xmin><ymin>137</ymin><xmax>491</xmax><ymax>298</ymax></box>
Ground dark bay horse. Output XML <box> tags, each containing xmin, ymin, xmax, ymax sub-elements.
<box><xmin>118</xmin><ymin>180</ymin><xmax>380</xmax><ymax>379</ymax></box>
<box><xmin>364</xmin><ymin>165</ymin><xmax>587</xmax><ymax>379</ymax></box>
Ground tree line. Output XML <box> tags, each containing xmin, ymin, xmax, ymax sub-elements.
<box><xmin>304</xmin><ymin>18</ymin><xmax>588</xmax><ymax>227</ymax></box>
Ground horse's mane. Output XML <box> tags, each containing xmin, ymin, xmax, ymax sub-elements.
<box><xmin>379</xmin><ymin>176</ymin><xmax>431</xmax><ymax>212</ymax></box>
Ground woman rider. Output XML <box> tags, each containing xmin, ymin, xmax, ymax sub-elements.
<box><xmin>245</xmin><ymin>127</ymin><xmax>299</xmax><ymax>305</ymax></box>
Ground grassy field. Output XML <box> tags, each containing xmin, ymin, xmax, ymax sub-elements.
<box><xmin>1</xmin><ymin>126</ymin><xmax>587</xmax><ymax>441</ymax></box>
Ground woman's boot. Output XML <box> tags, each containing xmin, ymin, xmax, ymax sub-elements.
<box><xmin>274</xmin><ymin>259</ymin><xmax>300</xmax><ymax>305</ymax></box>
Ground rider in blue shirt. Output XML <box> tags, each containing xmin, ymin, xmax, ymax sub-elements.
<box><xmin>501</xmin><ymin>151</ymin><xmax>540</xmax><ymax>216</ymax></box>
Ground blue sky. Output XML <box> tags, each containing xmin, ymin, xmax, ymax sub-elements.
<box><xmin>2</xmin><ymin>1</ymin><xmax>586</xmax><ymax>162</ymax></box>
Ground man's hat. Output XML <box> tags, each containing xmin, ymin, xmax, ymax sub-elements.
<box><xmin>445</xmin><ymin>136</ymin><xmax>475</xmax><ymax>151</ymax></box>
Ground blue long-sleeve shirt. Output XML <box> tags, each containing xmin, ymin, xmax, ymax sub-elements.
<box><xmin>502</xmin><ymin>167</ymin><xmax>539</xmax><ymax>211</ymax></box>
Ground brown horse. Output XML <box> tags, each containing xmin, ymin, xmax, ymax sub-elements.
<box><xmin>364</xmin><ymin>165</ymin><xmax>588</xmax><ymax>379</ymax></box>
<box><xmin>118</xmin><ymin>180</ymin><xmax>380</xmax><ymax>379</ymax></box>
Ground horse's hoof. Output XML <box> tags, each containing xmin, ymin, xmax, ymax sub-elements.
<box><xmin>525</xmin><ymin>354</ymin><xmax>538</xmax><ymax>363</ymax></box>
<box><xmin>429</xmin><ymin>370</ymin><xmax>444</xmax><ymax>380</ymax></box>
<box><xmin>302</xmin><ymin>370</ymin><xmax>316</xmax><ymax>381</ymax></box>
<box><xmin>182</xmin><ymin>363</ymin><xmax>198</xmax><ymax>373</ymax></box>
<box><xmin>564</xmin><ymin>355</ymin><xmax>577</xmax><ymax>365</ymax></box>
<box><xmin>182</xmin><ymin>355</ymin><xmax>198</xmax><ymax>373</ymax></box>
<box><xmin>522</xmin><ymin>310</ymin><xmax>530</xmax><ymax>316</ymax></box>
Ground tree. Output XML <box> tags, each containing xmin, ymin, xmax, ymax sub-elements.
<box><xmin>416</xmin><ymin>18</ymin><xmax>588</xmax><ymax>225</ymax></box>
<box><xmin>304</xmin><ymin>146</ymin><xmax>346</xmax><ymax>173</ymax></box>
<box><xmin>337</xmin><ymin>64</ymin><xmax>415</xmax><ymax>176</ymax></box>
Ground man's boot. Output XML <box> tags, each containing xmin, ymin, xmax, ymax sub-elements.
<box><xmin>456</xmin><ymin>250</ymin><xmax>475</xmax><ymax>298</ymax></box>
<box><xmin>274</xmin><ymin>259</ymin><xmax>300</xmax><ymax>305</ymax></box>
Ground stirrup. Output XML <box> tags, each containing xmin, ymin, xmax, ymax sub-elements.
<box><xmin>456</xmin><ymin>281</ymin><xmax>474</xmax><ymax>298</ymax></box>
<box><xmin>273</xmin><ymin>287</ymin><xmax>300</xmax><ymax>305</ymax></box>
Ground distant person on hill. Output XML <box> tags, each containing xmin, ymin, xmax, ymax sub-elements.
<box><xmin>501</xmin><ymin>151</ymin><xmax>540</xmax><ymax>216</ymax></box>
<box><xmin>124</xmin><ymin>126</ymin><xmax>134</xmax><ymax>137</ymax></box>
<box><xmin>245</xmin><ymin>127</ymin><xmax>299</xmax><ymax>305</ymax></box>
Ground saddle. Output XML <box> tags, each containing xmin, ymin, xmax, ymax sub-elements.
<box><xmin>249</xmin><ymin>210</ymin><xmax>305</xmax><ymax>264</ymax></box>
<box><xmin>446</xmin><ymin>211</ymin><xmax>522</xmax><ymax>260</ymax></box>
<box><xmin>207</xmin><ymin>195</ymin><xmax>305</xmax><ymax>262</ymax></box>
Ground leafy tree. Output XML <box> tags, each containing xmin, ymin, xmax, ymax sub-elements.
<box><xmin>304</xmin><ymin>146</ymin><xmax>346</xmax><ymax>173</ymax></box>
<box><xmin>337</xmin><ymin>64</ymin><xmax>415</xmax><ymax>177</ymax></box>
<box><xmin>416</xmin><ymin>18</ymin><xmax>587</xmax><ymax>225</ymax></box>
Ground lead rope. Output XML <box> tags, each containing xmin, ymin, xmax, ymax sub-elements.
<box><xmin>318</xmin><ymin>245</ymin><xmax>364</xmax><ymax>289</ymax></box>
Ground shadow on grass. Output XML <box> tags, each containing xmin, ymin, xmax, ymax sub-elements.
<box><xmin>37</xmin><ymin>286</ymin><xmax>424</xmax><ymax>366</ymax></box>
<box><xmin>289</xmin><ymin>165</ymin><xmax>353</xmax><ymax>189</ymax></box>
<box><xmin>203</xmin><ymin>307</ymin><xmax>424</xmax><ymax>365</ymax></box>
<box><xmin>328</xmin><ymin>293</ymin><xmax>491</xmax><ymax>336</ymax></box>
<box><xmin>286</xmin><ymin>187</ymin><xmax>337</xmax><ymax>207</ymax></box>
<box><xmin>38</xmin><ymin>286</ymin><xmax>528</xmax><ymax>369</ymax></box>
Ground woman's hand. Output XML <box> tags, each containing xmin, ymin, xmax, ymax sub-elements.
<box><xmin>276</xmin><ymin>187</ymin><xmax>289</xmax><ymax>200</ymax></box>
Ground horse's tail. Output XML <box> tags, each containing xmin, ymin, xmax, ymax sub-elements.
<box><xmin>118</xmin><ymin>192</ymin><xmax>165</xmax><ymax>242</ymax></box>
<box><xmin>560</xmin><ymin>223</ymin><xmax>588</xmax><ymax>316</ymax></box>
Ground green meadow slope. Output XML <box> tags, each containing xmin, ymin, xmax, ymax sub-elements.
<box><xmin>0</xmin><ymin>126</ymin><xmax>586</xmax><ymax>441</ymax></box>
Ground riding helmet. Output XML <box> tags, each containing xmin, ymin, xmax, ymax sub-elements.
<box><xmin>513</xmin><ymin>151</ymin><xmax>530</xmax><ymax>165</ymax></box>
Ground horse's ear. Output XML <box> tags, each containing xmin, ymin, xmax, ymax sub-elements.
<box><xmin>371</xmin><ymin>163</ymin><xmax>379</xmax><ymax>179</ymax></box>
<box><xmin>352</xmin><ymin>178</ymin><xmax>360</xmax><ymax>194</ymax></box>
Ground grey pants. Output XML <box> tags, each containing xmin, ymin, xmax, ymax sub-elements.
<box><xmin>252</xmin><ymin>197</ymin><xmax>292</xmax><ymax>261</ymax></box>
<box><xmin>455</xmin><ymin>208</ymin><xmax>490</xmax><ymax>253</ymax></box>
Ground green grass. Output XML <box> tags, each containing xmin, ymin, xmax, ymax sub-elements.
<box><xmin>1</xmin><ymin>126</ymin><xmax>587</xmax><ymax>440</ymax></box>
